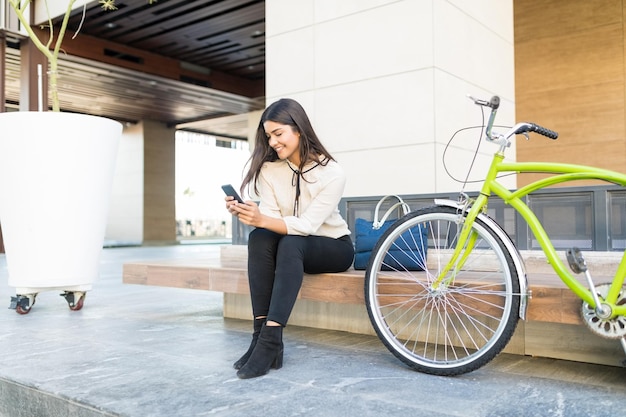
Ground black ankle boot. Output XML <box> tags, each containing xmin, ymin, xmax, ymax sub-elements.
<box><xmin>233</xmin><ymin>318</ymin><xmax>265</xmax><ymax>370</ymax></box>
<box><xmin>236</xmin><ymin>323</ymin><xmax>283</xmax><ymax>379</ymax></box>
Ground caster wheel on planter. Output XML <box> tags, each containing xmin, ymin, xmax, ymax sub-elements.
<box><xmin>60</xmin><ymin>291</ymin><xmax>86</xmax><ymax>311</ymax></box>
<box><xmin>9</xmin><ymin>294</ymin><xmax>37</xmax><ymax>315</ymax></box>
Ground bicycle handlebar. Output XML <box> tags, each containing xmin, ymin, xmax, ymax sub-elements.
<box><xmin>469</xmin><ymin>95</ymin><xmax>500</xmax><ymax>109</ymax></box>
<box><xmin>470</xmin><ymin>95</ymin><xmax>559</xmax><ymax>147</ymax></box>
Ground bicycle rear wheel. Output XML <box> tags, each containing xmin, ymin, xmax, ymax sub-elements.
<box><xmin>365</xmin><ymin>205</ymin><xmax>520</xmax><ymax>376</ymax></box>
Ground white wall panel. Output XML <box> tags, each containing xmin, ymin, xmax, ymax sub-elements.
<box><xmin>447</xmin><ymin>0</ymin><xmax>514</xmax><ymax>43</ymax></box>
<box><xmin>313</xmin><ymin>70</ymin><xmax>435</xmax><ymax>154</ymax></box>
<box><xmin>314</xmin><ymin>0</ymin><xmax>398</xmax><ymax>22</ymax></box>
<box><xmin>338</xmin><ymin>143</ymin><xmax>437</xmax><ymax>197</ymax></box>
<box><xmin>266</xmin><ymin>28</ymin><xmax>316</xmax><ymax>97</ymax></box>
<box><xmin>434</xmin><ymin>1</ymin><xmax>514</xmax><ymax>99</ymax></box>
<box><xmin>314</xmin><ymin>1</ymin><xmax>433</xmax><ymax>88</ymax></box>
<box><xmin>265</xmin><ymin>0</ymin><xmax>314</xmax><ymax>36</ymax></box>
<box><xmin>106</xmin><ymin>123</ymin><xmax>144</xmax><ymax>243</ymax></box>
<box><xmin>265</xmin><ymin>91</ymin><xmax>317</xmax><ymax>123</ymax></box>
<box><xmin>433</xmin><ymin>70</ymin><xmax>503</xmax><ymax>147</ymax></box>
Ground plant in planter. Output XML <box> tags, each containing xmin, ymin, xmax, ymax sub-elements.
<box><xmin>0</xmin><ymin>0</ymin><xmax>154</xmax><ymax>314</ymax></box>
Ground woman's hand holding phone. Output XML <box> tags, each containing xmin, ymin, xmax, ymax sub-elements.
<box><xmin>221</xmin><ymin>184</ymin><xmax>244</xmax><ymax>203</ymax></box>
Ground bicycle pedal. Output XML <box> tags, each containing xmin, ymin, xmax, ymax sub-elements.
<box><xmin>566</xmin><ymin>247</ymin><xmax>587</xmax><ymax>274</ymax></box>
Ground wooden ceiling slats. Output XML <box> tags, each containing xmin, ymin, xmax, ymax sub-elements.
<box><xmin>87</xmin><ymin>1</ymin><xmax>261</xmax><ymax>43</ymax></box>
<box><xmin>60</xmin><ymin>0</ymin><xmax>264</xmax><ymax>79</ymax></box>
<box><xmin>5</xmin><ymin>0</ymin><xmax>266</xmax><ymax>131</ymax></box>
<box><xmin>130</xmin><ymin>10</ymin><xmax>264</xmax><ymax>65</ymax></box>
<box><xmin>179</xmin><ymin>22</ymin><xmax>265</xmax><ymax>59</ymax></box>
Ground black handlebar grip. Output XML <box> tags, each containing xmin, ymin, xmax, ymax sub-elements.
<box><xmin>530</xmin><ymin>123</ymin><xmax>558</xmax><ymax>140</ymax></box>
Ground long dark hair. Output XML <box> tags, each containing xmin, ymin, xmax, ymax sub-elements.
<box><xmin>241</xmin><ymin>98</ymin><xmax>335</xmax><ymax>196</ymax></box>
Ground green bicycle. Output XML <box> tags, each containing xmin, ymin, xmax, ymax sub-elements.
<box><xmin>365</xmin><ymin>95</ymin><xmax>626</xmax><ymax>376</ymax></box>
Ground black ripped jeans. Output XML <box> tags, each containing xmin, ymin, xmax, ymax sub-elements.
<box><xmin>247</xmin><ymin>228</ymin><xmax>354</xmax><ymax>326</ymax></box>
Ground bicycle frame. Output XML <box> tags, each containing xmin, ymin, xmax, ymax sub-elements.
<box><xmin>449</xmin><ymin>149</ymin><xmax>626</xmax><ymax>317</ymax></box>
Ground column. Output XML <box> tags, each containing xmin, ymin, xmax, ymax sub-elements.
<box><xmin>143</xmin><ymin>120</ymin><xmax>177</xmax><ymax>243</ymax></box>
<box><xmin>265</xmin><ymin>1</ymin><xmax>515</xmax><ymax>196</ymax></box>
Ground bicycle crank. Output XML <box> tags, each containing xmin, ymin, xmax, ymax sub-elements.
<box><xmin>581</xmin><ymin>283</ymin><xmax>626</xmax><ymax>340</ymax></box>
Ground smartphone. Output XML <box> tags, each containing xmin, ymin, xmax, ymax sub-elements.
<box><xmin>221</xmin><ymin>184</ymin><xmax>244</xmax><ymax>203</ymax></box>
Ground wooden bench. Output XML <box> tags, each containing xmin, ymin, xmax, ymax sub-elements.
<box><xmin>122</xmin><ymin>245</ymin><xmax>625</xmax><ymax>367</ymax></box>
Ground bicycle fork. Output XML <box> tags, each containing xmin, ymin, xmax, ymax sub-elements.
<box><xmin>433</xmin><ymin>197</ymin><xmax>485</xmax><ymax>289</ymax></box>
<box><xmin>435</xmin><ymin>159</ymin><xmax>499</xmax><ymax>288</ymax></box>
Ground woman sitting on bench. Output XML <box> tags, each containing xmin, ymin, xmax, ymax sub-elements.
<box><xmin>225</xmin><ymin>98</ymin><xmax>354</xmax><ymax>379</ymax></box>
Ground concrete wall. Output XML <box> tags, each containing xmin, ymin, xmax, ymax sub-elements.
<box><xmin>265</xmin><ymin>0</ymin><xmax>516</xmax><ymax>197</ymax></box>
<box><xmin>106</xmin><ymin>120</ymin><xmax>176</xmax><ymax>244</ymax></box>
<box><xmin>106</xmin><ymin>122</ymin><xmax>144</xmax><ymax>244</ymax></box>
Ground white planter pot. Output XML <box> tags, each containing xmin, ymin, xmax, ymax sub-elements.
<box><xmin>0</xmin><ymin>112</ymin><xmax>121</xmax><ymax>294</ymax></box>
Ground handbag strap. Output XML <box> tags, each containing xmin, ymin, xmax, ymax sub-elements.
<box><xmin>372</xmin><ymin>195</ymin><xmax>410</xmax><ymax>229</ymax></box>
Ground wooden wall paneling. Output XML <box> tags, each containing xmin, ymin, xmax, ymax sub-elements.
<box><xmin>514</xmin><ymin>0</ymin><xmax>622</xmax><ymax>43</ymax></box>
<box><xmin>524</xmin><ymin>321</ymin><xmax>624</xmax><ymax>367</ymax></box>
<box><xmin>143</xmin><ymin>121</ymin><xmax>176</xmax><ymax>243</ymax></box>
<box><xmin>623</xmin><ymin>1</ymin><xmax>626</xmax><ymax>169</ymax></box>
<box><xmin>514</xmin><ymin>0</ymin><xmax>626</xmax><ymax>187</ymax></box>
<box><xmin>516</xmin><ymin>83</ymin><xmax>626</xmax><ymax>186</ymax></box>
<box><xmin>516</xmin><ymin>25</ymin><xmax>623</xmax><ymax>94</ymax></box>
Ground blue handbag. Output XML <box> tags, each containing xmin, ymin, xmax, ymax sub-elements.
<box><xmin>353</xmin><ymin>195</ymin><xmax>427</xmax><ymax>271</ymax></box>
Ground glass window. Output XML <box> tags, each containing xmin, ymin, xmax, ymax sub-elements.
<box><xmin>528</xmin><ymin>192</ymin><xmax>593</xmax><ymax>250</ymax></box>
<box><xmin>609</xmin><ymin>191</ymin><xmax>626</xmax><ymax>251</ymax></box>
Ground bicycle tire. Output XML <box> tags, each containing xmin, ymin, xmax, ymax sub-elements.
<box><xmin>365</xmin><ymin>205</ymin><xmax>520</xmax><ymax>376</ymax></box>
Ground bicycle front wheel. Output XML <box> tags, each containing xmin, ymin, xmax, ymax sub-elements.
<box><xmin>365</xmin><ymin>205</ymin><xmax>520</xmax><ymax>376</ymax></box>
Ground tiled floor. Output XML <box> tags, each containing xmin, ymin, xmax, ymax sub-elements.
<box><xmin>0</xmin><ymin>244</ymin><xmax>624</xmax><ymax>417</ymax></box>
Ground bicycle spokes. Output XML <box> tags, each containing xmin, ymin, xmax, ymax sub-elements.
<box><xmin>365</xmin><ymin>206</ymin><xmax>520</xmax><ymax>376</ymax></box>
